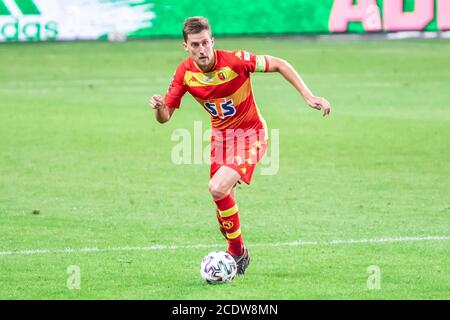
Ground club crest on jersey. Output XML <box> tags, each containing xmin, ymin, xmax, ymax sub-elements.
<box><xmin>218</xmin><ymin>71</ymin><xmax>226</xmax><ymax>81</ymax></box>
<box><xmin>204</xmin><ymin>98</ymin><xmax>236</xmax><ymax>119</ymax></box>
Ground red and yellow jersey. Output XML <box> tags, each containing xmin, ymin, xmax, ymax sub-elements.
<box><xmin>164</xmin><ymin>50</ymin><xmax>269</xmax><ymax>132</ymax></box>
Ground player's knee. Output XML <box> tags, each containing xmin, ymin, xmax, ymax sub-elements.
<box><xmin>208</xmin><ymin>180</ymin><xmax>227</xmax><ymax>199</ymax></box>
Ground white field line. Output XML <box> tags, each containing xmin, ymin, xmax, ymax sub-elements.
<box><xmin>0</xmin><ymin>78</ymin><xmax>167</xmax><ymax>87</ymax></box>
<box><xmin>0</xmin><ymin>236</ymin><xmax>449</xmax><ymax>257</ymax></box>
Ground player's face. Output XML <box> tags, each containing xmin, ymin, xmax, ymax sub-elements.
<box><xmin>184</xmin><ymin>30</ymin><xmax>215</xmax><ymax>71</ymax></box>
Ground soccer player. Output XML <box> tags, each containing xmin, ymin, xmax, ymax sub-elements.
<box><xmin>149</xmin><ymin>17</ymin><xmax>331</xmax><ymax>276</ymax></box>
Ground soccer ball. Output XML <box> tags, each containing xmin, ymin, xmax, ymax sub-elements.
<box><xmin>200</xmin><ymin>251</ymin><xmax>237</xmax><ymax>284</ymax></box>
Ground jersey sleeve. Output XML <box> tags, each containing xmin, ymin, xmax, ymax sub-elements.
<box><xmin>164</xmin><ymin>64</ymin><xmax>187</xmax><ymax>109</ymax></box>
<box><xmin>233</xmin><ymin>50</ymin><xmax>269</xmax><ymax>74</ymax></box>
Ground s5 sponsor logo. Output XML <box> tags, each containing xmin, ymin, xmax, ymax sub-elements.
<box><xmin>204</xmin><ymin>98</ymin><xmax>236</xmax><ymax>119</ymax></box>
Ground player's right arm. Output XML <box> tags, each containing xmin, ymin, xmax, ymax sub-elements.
<box><xmin>149</xmin><ymin>62</ymin><xmax>187</xmax><ymax>124</ymax></box>
<box><xmin>149</xmin><ymin>95</ymin><xmax>176</xmax><ymax>123</ymax></box>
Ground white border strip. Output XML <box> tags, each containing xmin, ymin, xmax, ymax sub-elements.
<box><xmin>0</xmin><ymin>236</ymin><xmax>449</xmax><ymax>257</ymax></box>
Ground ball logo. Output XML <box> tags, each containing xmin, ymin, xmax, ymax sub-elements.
<box><xmin>222</xmin><ymin>221</ymin><xmax>234</xmax><ymax>230</ymax></box>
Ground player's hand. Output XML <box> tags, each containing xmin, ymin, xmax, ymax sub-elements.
<box><xmin>305</xmin><ymin>95</ymin><xmax>331</xmax><ymax>117</ymax></box>
<box><xmin>149</xmin><ymin>94</ymin><xmax>165</xmax><ymax>110</ymax></box>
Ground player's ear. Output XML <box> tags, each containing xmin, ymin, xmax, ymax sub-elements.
<box><xmin>211</xmin><ymin>37</ymin><xmax>215</xmax><ymax>47</ymax></box>
<box><xmin>183</xmin><ymin>42</ymin><xmax>188</xmax><ymax>51</ymax></box>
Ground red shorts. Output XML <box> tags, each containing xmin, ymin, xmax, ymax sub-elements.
<box><xmin>209</xmin><ymin>128</ymin><xmax>268</xmax><ymax>185</ymax></box>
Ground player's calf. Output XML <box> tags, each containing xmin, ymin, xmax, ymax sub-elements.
<box><xmin>216</xmin><ymin>209</ymin><xmax>228</xmax><ymax>241</ymax></box>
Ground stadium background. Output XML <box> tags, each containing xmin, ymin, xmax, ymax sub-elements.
<box><xmin>0</xmin><ymin>0</ymin><xmax>449</xmax><ymax>300</ymax></box>
<box><xmin>1</xmin><ymin>0</ymin><xmax>449</xmax><ymax>42</ymax></box>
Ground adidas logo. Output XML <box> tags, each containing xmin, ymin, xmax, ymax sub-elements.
<box><xmin>0</xmin><ymin>0</ymin><xmax>58</xmax><ymax>41</ymax></box>
<box><xmin>0</xmin><ymin>0</ymin><xmax>41</xmax><ymax>16</ymax></box>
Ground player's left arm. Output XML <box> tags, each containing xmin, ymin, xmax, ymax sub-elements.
<box><xmin>264</xmin><ymin>55</ymin><xmax>331</xmax><ymax>117</ymax></box>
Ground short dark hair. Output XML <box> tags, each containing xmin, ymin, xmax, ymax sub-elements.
<box><xmin>182</xmin><ymin>16</ymin><xmax>211</xmax><ymax>42</ymax></box>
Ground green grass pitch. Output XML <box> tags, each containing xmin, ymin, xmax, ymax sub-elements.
<box><xmin>0</xmin><ymin>37</ymin><xmax>449</xmax><ymax>299</ymax></box>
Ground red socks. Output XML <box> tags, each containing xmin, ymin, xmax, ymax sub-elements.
<box><xmin>214</xmin><ymin>194</ymin><xmax>243</xmax><ymax>256</ymax></box>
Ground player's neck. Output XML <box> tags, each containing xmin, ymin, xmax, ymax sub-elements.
<box><xmin>198</xmin><ymin>58</ymin><xmax>215</xmax><ymax>73</ymax></box>
<box><xmin>196</xmin><ymin>51</ymin><xmax>216</xmax><ymax>73</ymax></box>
